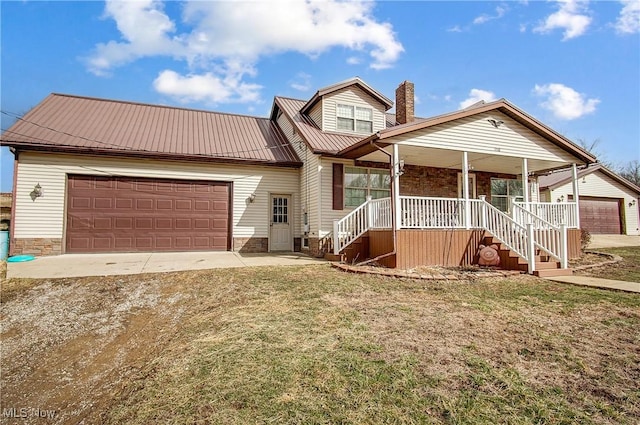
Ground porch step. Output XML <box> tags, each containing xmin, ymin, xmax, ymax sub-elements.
<box><xmin>533</xmin><ymin>268</ymin><xmax>573</xmax><ymax>277</ymax></box>
<box><xmin>324</xmin><ymin>253</ymin><xmax>344</xmax><ymax>262</ymax></box>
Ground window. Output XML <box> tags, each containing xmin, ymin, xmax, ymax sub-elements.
<box><xmin>345</xmin><ymin>167</ymin><xmax>391</xmax><ymax>207</ymax></box>
<box><xmin>490</xmin><ymin>178</ymin><xmax>523</xmax><ymax>212</ymax></box>
<box><xmin>336</xmin><ymin>104</ymin><xmax>373</xmax><ymax>134</ymax></box>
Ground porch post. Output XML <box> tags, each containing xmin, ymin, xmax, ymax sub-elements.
<box><xmin>462</xmin><ymin>151</ymin><xmax>470</xmax><ymax>229</ymax></box>
<box><xmin>522</xmin><ymin>157</ymin><xmax>529</xmax><ymax>206</ymax></box>
<box><xmin>571</xmin><ymin>163</ymin><xmax>580</xmax><ymax>227</ymax></box>
<box><xmin>393</xmin><ymin>144</ymin><xmax>401</xmax><ymax>229</ymax></box>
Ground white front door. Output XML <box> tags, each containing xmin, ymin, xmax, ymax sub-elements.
<box><xmin>270</xmin><ymin>195</ymin><xmax>291</xmax><ymax>251</ymax></box>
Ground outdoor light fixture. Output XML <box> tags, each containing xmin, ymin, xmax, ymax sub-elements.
<box><xmin>487</xmin><ymin>118</ymin><xmax>504</xmax><ymax>128</ymax></box>
<box><xmin>248</xmin><ymin>193</ymin><xmax>256</xmax><ymax>203</ymax></box>
<box><xmin>30</xmin><ymin>183</ymin><xmax>43</xmax><ymax>201</ymax></box>
<box><xmin>630</xmin><ymin>199</ymin><xmax>637</xmax><ymax>207</ymax></box>
<box><xmin>557</xmin><ymin>195</ymin><xmax>565</xmax><ymax>203</ymax></box>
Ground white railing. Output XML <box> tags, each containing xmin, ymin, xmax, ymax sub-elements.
<box><xmin>514</xmin><ymin>201</ymin><xmax>578</xmax><ymax>228</ymax></box>
<box><xmin>511</xmin><ymin>203</ymin><xmax>568</xmax><ymax>268</ymax></box>
<box><xmin>333</xmin><ymin>201</ymin><xmax>369</xmax><ymax>255</ymax></box>
<box><xmin>399</xmin><ymin>196</ymin><xmax>484</xmax><ymax>229</ymax></box>
<box><xmin>369</xmin><ymin>198</ymin><xmax>392</xmax><ymax>229</ymax></box>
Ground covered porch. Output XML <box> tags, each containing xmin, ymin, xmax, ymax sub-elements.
<box><xmin>333</xmin><ymin>105</ymin><xmax>595</xmax><ymax>275</ymax></box>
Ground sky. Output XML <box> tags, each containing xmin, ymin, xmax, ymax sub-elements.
<box><xmin>1</xmin><ymin>0</ymin><xmax>639</xmax><ymax>192</ymax></box>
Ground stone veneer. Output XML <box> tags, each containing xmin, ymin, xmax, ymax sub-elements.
<box><xmin>233</xmin><ymin>237</ymin><xmax>269</xmax><ymax>253</ymax></box>
<box><xmin>11</xmin><ymin>238</ymin><xmax>62</xmax><ymax>256</ymax></box>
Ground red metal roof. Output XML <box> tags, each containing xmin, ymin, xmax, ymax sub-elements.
<box><xmin>1</xmin><ymin>93</ymin><xmax>301</xmax><ymax>166</ymax></box>
<box><xmin>274</xmin><ymin>96</ymin><xmax>363</xmax><ymax>154</ymax></box>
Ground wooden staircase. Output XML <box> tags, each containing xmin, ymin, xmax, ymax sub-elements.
<box><xmin>482</xmin><ymin>235</ymin><xmax>572</xmax><ymax>277</ymax></box>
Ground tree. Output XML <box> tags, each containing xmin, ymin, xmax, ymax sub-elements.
<box><xmin>617</xmin><ymin>160</ymin><xmax>640</xmax><ymax>187</ymax></box>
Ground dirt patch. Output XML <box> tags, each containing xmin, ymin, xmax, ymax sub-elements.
<box><xmin>334</xmin><ymin>262</ymin><xmax>520</xmax><ymax>280</ymax></box>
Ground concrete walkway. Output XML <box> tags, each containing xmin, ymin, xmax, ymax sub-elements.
<box><xmin>588</xmin><ymin>234</ymin><xmax>640</xmax><ymax>249</ymax></box>
<box><xmin>6</xmin><ymin>251</ymin><xmax>327</xmax><ymax>279</ymax></box>
<box><xmin>546</xmin><ymin>275</ymin><xmax>640</xmax><ymax>293</ymax></box>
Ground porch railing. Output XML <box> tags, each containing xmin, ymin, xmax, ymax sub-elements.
<box><xmin>333</xmin><ymin>200</ymin><xmax>369</xmax><ymax>255</ymax></box>
<box><xmin>511</xmin><ymin>202</ymin><xmax>568</xmax><ymax>269</ymax></box>
<box><xmin>369</xmin><ymin>198</ymin><xmax>392</xmax><ymax>229</ymax></box>
<box><xmin>513</xmin><ymin>201</ymin><xmax>578</xmax><ymax>228</ymax></box>
<box><xmin>400</xmin><ymin>196</ymin><xmax>484</xmax><ymax>228</ymax></box>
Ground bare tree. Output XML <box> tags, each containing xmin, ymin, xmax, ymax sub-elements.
<box><xmin>617</xmin><ymin>160</ymin><xmax>640</xmax><ymax>186</ymax></box>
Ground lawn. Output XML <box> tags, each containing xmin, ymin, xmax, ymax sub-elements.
<box><xmin>574</xmin><ymin>246</ymin><xmax>640</xmax><ymax>283</ymax></box>
<box><xmin>1</xmin><ymin>264</ymin><xmax>639</xmax><ymax>424</ymax></box>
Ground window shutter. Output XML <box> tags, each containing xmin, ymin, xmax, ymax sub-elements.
<box><xmin>333</xmin><ymin>163</ymin><xmax>344</xmax><ymax>210</ymax></box>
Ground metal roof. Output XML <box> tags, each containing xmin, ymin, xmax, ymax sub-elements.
<box><xmin>1</xmin><ymin>93</ymin><xmax>302</xmax><ymax>167</ymax></box>
<box><xmin>539</xmin><ymin>163</ymin><xmax>640</xmax><ymax>194</ymax></box>
<box><xmin>274</xmin><ymin>96</ymin><xmax>363</xmax><ymax>154</ymax></box>
<box><xmin>299</xmin><ymin>77</ymin><xmax>393</xmax><ymax>115</ymax></box>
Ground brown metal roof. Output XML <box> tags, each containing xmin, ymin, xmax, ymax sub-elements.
<box><xmin>340</xmin><ymin>99</ymin><xmax>597</xmax><ymax>165</ymax></box>
<box><xmin>274</xmin><ymin>96</ymin><xmax>363</xmax><ymax>154</ymax></box>
<box><xmin>1</xmin><ymin>93</ymin><xmax>301</xmax><ymax>167</ymax></box>
<box><xmin>539</xmin><ymin>163</ymin><xmax>640</xmax><ymax>194</ymax></box>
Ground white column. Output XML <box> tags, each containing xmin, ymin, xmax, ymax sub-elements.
<box><xmin>393</xmin><ymin>144</ymin><xmax>401</xmax><ymax>230</ymax></box>
<box><xmin>522</xmin><ymin>157</ymin><xmax>529</xmax><ymax>205</ymax></box>
<box><xmin>462</xmin><ymin>151</ymin><xmax>470</xmax><ymax>229</ymax></box>
<box><xmin>572</xmin><ymin>163</ymin><xmax>580</xmax><ymax>226</ymax></box>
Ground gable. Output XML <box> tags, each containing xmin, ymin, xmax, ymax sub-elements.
<box><xmin>321</xmin><ymin>86</ymin><xmax>387</xmax><ymax>134</ymax></box>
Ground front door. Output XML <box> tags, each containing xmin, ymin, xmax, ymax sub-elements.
<box><xmin>270</xmin><ymin>195</ymin><xmax>291</xmax><ymax>251</ymax></box>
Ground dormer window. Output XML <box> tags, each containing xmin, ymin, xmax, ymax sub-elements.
<box><xmin>336</xmin><ymin>104</ymin><xmax>373</xmax><ymax>134</ymax></box>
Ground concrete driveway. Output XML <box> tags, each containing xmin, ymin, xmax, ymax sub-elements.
<box><xmin>588</xmin><ymin>234</ymin><xmax>640</xmax><ymax>249</ymax></box>
<box><xmin>6</xmin><ymin>251</ymin><xmax>327</xmax><ymax>279</ymax></box>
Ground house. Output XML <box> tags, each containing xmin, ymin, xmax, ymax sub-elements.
<box><xmin>1</xmin><ymin>77</ymin><xmax>597</xmax><ymax>276</ymax></box>
<box><xmin>539</xmin><ymin>164</ymin><xmax>640</xmax><ymax>235</ymax></box>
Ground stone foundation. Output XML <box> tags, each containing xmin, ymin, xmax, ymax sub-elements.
<box><xmin>233</xmin><ymin>237</ymin><xmax>269</xmax><ymax>253</ymax></box>
<box><xmin>11</xmin><ymin>238</ymin><xmax>62</xmax><ymax>256</ymax></box>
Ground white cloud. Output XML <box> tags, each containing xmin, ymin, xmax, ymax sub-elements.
<box><xmin>347</xmin><ymin>56</ymin><xmax>362</xmax><ymax>65</ymax></box>
<box><xmin>153</xmin><ymin>70</ymin><xmax>262</xmax><ymax>104</ymax></box>
<box><xmin>534</xmin><ymin>0</ymin><xmax>592</xmax><ymax>40</ymax></box>
<box><xmin>473</xmin><ymin>5</ymin><xmax>508</xmax><ymax>25</ymax></box>
<box><xmin>459</xmin><ymin>89</ymin><xmax>497</xmax><ymax>109</ymax></box>
<box><xmin>533</xmin><ymin>83</ymin><xmax>599</xmax><ymax>120</ymax></box>
<box><xmin>87</xmin><ymin>0</ymin><xmax>403</xmax><ymax>103</ymax></box>
<box><xmin>447</xmin><ymin>25</ymin><xmax>464</xmax><ymax>33</ymax></box>
<box><xmin>615</xmin><ymin>0</ymin><xmax>640</xmax><ymax>34</ymax></box>
<box><xmin>290</xmin><ymin>72</ymin><xmax>312</xmax><ymax>92</ymax></box>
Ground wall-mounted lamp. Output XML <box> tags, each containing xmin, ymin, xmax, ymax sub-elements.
<box><xmin>557</xmin><ymin>195</ymin><xmax>565</xmax><ymax>203</ymax></box>
<box><xmin>630</xmin><ymin>199</ymin><xmax>637</xmax><ymax>207</ymax></box>
<box><xmin>582</xmin><ymin>176</ymin><xmax>587</xmax><ymax>183</ymax></box>
<box><xmin>487</xmin><ymin>118</ymin><xmax>504</xmax><ymax>128</ymax></box>
<box><xmin>30</xmin><ymin>183</ymin><xmax>43</xmax><ymax>201</ymax></box>
<box><xmin>248</xmin><ymin>193</ymin><xmax>256</xmax><ymax>203</ymax></box>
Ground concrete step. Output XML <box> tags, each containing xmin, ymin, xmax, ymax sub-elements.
<box><xmin>533</xmin><ymin>268</ymin><xmax>573</xmax><ymax>277</ymax></box>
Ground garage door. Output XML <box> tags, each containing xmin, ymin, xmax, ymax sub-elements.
<box><xmin>578</xmin><ymin>196</ymin><xmax>622</xmax><ymax>234</ymax></box>
<box><xmin>66</xmin><ymin>175</ymin><xmax>231</xmax><ymax>253</ymax></box>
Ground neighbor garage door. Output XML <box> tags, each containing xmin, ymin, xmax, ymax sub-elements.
<box><xmin>66</xmin><ymin>175</ymin><xmax>231</xmax><ymax>253</ymax></box>
<box><xmin>578</xmin><ymin>196</ymin><xmax>622</xmax><ymax>234</ymax></box>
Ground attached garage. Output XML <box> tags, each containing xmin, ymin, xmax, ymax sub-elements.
<box><xmin>576</xmin><ymin>196</ymin><xmax>622</xmax><ymax>235</ymax></box>
<box><xmin>66</xmin><ymin>175</ymin><xmax>231</xmax><ymax>253</ymax></box>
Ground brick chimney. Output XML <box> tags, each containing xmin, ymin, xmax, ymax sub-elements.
<box><xmin>395</xmin><ymin>80</ymin><xmax>415</xmax><ymax>125</ymax></box>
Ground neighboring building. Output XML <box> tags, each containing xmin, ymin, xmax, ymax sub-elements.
<box><xmin>539</xmin><ymin>164</ymin><xmax>640</xmax><ymax>235</ymax></box>
<box><xmin>1</xmin><ymin>77</ymin><xmax>597</xmax><ymax>275</ymax></box>
<box><xmin>0</xmin><ymin>192</ymin><xmax>11</xmax><ymax>230</ymax></box>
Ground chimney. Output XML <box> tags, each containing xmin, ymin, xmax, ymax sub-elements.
<box><xmin>395</xmin><ymin>80</ymin><xmax>415</xmax><ymax>125</ymax></box>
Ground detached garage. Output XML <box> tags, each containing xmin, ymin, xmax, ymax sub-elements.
<box><xmin>539</xmin><ymin>164</ymin><xmax>640</xmax><ymax>236</ymax></box>
<box><xmin>66</xmin><ymin>175</ymin><xmax>231</xmax><ymax>253</ymax></box>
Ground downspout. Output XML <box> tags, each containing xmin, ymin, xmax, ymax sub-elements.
<box><xmin>357</xmin><ymin>140</ymin><xmax>397</xmax><ymax>265</ymax></box>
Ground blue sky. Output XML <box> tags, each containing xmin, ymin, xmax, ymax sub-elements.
<box><xmin>1</xmin><ymin>0</ymin><xmax>639</xmax><ymax>192</ymax></box>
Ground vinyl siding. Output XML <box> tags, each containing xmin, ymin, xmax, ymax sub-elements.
<box><xmin>309</xmin><ymin>103</ymin><xmax>322</xmax><ymax>129</ymax></box>
<box><xmin>318</xmin><ymin>157</ymin><xmax>358</xmax><ymax>237</ymax></box>
<box><xmin>391</xmin><ymin>112</ymin><xmax>579</xmax><ymax>163</ymax></box>
<box><xmin>549</xmin><ymin>172</ymin><xmax>640</xmax><ymax>235</ymax></box>
<box><xmin>14</xmin><ymin>152</ymin><xmax>301</xmax><ymax>240</ymax></box>
<box><xmin>322</xmin><ymin>86</ymin><xmax>386</xmax><ymax>134</ymax></box>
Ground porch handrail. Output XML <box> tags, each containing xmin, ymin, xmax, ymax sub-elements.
<box><xmin>369</xmin><ymin>198</ymin><xmax>392</xmax><ymax>229</ymax></box>
<box><xmin>513</xmin><ymin>201</ymin><xmax>578</xmax><ymax>228</ymax></box>
<box><xmin>333</xmin><ymin>200</ymin><xmax>370</xmax><ymax>255</ymax></box>
<box><xmin>399</xmin><ymin>196</ymin><xmax>484</xmax><ymax>229</ymax></box>
<box><xmin>511</xmin><ymin>202</ymin><xmax>568</xmax><ymax>269</ymax></box>
<box><xmin>479</xmin><ymin>198</ymin><xmax>534</xmax><ymax>272</ymax></box>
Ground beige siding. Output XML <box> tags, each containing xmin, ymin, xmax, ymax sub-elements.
<box><xmin>322</xmin><ymin>86</ymin><xmax>386</xmax><ymax>134</ymax></box>
<box><xmin>550</xmin><ymin>172</ymin><xmax>640</xmax><ymax>235</ymax></box>
<box><xmin>318</xmin><ymin>157</ymin><xmax>359</xmax><ymax>237</ymax></box>
<box><xmin>14</xmin><ymin>152</ymin><xmax>301</xmax><ymax>240</ymax></box>
<box><xmin>392</xmin><ymin>111</ymin><xmax>579</xmax><ymax>163</ymax></box>
<box><xmin>309</xmin><ymin>103</ymin><xmax>322</xmax><ymax>128</ymax></box>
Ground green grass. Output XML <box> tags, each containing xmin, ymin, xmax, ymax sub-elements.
<box><xmin>578</xmin><ymin>246</ymin><xmax>640</xmax><ymax>283</ymax></box>
<box><xmin>102</xmin><ymin>266</ymin><xmax>640</xmax><ymax>424</ymax></box>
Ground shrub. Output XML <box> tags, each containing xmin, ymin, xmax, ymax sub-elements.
<box><xmin>580</xmin><ymin>228</ymin><xmax>591</xmax><ymax>251</ymax></box>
